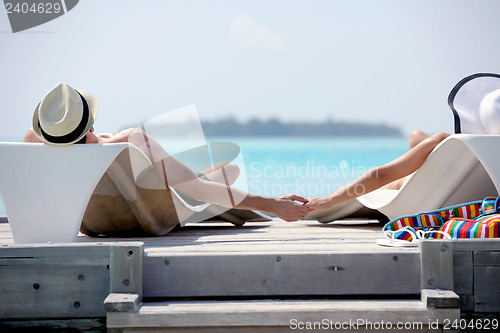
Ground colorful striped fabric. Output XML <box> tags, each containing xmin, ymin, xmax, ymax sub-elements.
<box><xmin>435</xmin><ymin>215</ymin><xmax>500</xmax><ymax>239</ymax></box>
<box><xmin>385</xmin><ymin>214</ymin><xmax>444</xmax><ymax>231</ymax></box>
<box><xmin>383</xmin><ymin>197</ymin><xmax>500</xmax><ymax>241</ymax></box>
<box><xmin>481</xmin><ymin>197</ymin><xmax>500</xmax><ymax>215</ymax></box>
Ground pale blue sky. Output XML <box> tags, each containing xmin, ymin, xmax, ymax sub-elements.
<box><xmin>1</xmin><ymin>0</ymin><xmax>500</xmax><ymax>139</ymax></box>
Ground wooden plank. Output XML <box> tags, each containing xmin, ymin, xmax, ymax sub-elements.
<box><xmin>143</xmin><ymin>252</ymin><xmax>420</xmax><ymax>297</ymax></box>
<box><xmin>0</xmin><ymin>318</ymin><xmax>105</xmax><ymax>331</ymax></box>
<box><xmin>139</xmin><ymin>224</ymin><xmax>414</xmax><ymax>254</ymax></box>
<box><xmin>0</xmin><ymin>241</ymin><xmax>143</xmax><ymax>253</ymax></box>
<box><xmin>110</xmin><ymin>243</ymin><xmax>144</xmax><ymax>297</ymax></box>
<box><xmin>421</xmin><ymin>289</ymin><xmax>459</xmax><ymax>308</ymax></box>
<box><xmin>474</xmin><ymin>251</ymin><xmax>500</xmax><ymax>266</ymax></box>
<box><xmin>420</xmin><ymin>241</ymin><xmax>453</xmax><ymax>290</ymax></box>
<box><xmin>0</xmin><ymin>242</ymin><xmax>142</xmax><ymax>266</ymax></box>
<box><xmin>0</xmin><ymin>245</ymin><xmax>111</xmax><ymax>266</ymax></box>
<box><xmin>0</xmin><ymin>242</ymin><xmax>143</xmax><ymax>319</ymax></box>
<box><xmin>107</xmin><ymin>299</ymin><xmax>459</xmax><ymax>329</ymax></box>
<box><xmin>110</xmin><ymin>326</ymin><xmax>305</xmax><ymax>332</ymax></box>
<box><xmin>0</xmin><ymin>220</ymin><xmax>388</xmax><ymax>250</ymax></box>
<box><xmin>140</xmin><ymin>235</ymin><xmax>387</xmax><ymax>245</ymax></box>
<box><xmin>453</xmin><ymin>252</ymin><xmax>473</xmax><ymax>294</ymax></box>
<box><xmin>133</xmin><ymin>220</ymin><xmax>413</xmax><ymax>256</ymax></box>
<box><xmin>458</xmin><ymin>294</ymin><xmax>474</xmax><ymax>312</ymax></box>
<box><xmin>144</xmin><ymin>245</ymin><xmax>417</xmax><ymax>255</ymax></box>
<box><xmin>1</xmin><ymin>220</ymin><xmax>393</xmax><ymax>253</ymax></box>
<box><xmin>0</xmin><ymin>243</ymin><xmax>115</xmax><ymax>319</ymax></box>
<box><xmin>142</xmin><ymin>240</ymin><xmax>389</xmax><ymax>249</ymax></box>
<box><xmin>0</xmin><ymin>265</ymin><xmax>109</xmax><ymax>318</ymax></box>
<box><xmin>105</xmin><ymin>293</ymin><xmax>141</xmax><ymax>313</ymax></box>
<box><xmin>111</xmin><ymin>327</ymin><xmax>442</xmax><ymax>333</ymax></box>
<box><xmin>474</xmin><ymin>266</ymin><xmax>500</xmax><ymax>312</ymax></box>
<box><xmin>85</xmin><ymin>221</ymin><xmax>386</xmax><ymax>239</ymax></box>
<box><xmin>451</xmin><ymin>239</ymin><xmax>500</xmax><ymax>252</ymax></box>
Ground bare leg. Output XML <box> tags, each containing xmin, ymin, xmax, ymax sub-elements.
<box><xmin>307</xmin><ymin>132</ymin><xmax>450</xmax><ymax>211</ymax></box>
<box><xmin>198</xmin><ymin>162</ymin><xmax>240</xmax><ymax>186</ymax></box>
<box><xmin>381</xmin><ymin>130</ymin><xmax>433</xmax><ymax>190</ymax></box>
<box><xmin>121</xmin><ymin>129</ymin><xmax>310</xmax><ymax>221</ymax></box>
<box><xmin>409</xmin><ymin>130</ymin><xmax>431</xmax><ymax>149</ymax></box>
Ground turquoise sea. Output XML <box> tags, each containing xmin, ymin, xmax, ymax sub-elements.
<box><xmin>0</xmin><ymin>136</ymin><xmax>408</xmax><ymax>216</ymax></box>
<box><xmin>211</xmin><ymin>136</ymin><xmax>408</xmax><ymax>199</ymax></box>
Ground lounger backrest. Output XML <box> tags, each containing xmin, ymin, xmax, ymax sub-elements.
<box><xmin>448</xmin><ymin>73</ymin><xmax>500</xmax><ymax>134</ymax></box>
<box><xmin>0</xmin><ymin>142</ymin><xmax>135</xmax><ymax>243</ymax></box>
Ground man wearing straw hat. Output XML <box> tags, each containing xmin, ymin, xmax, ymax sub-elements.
<box><xmin>23</xmin><ymin>83</ymin><xmax>310</xmax><ymax>235</ymax></box>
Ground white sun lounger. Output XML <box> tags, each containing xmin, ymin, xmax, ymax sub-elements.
<box><xmin>311</xmin><ymin>73</ymin><xmax>500</xmax><ymax>223</ymax></box>
<box><xmin>308</xmin><ymin>134</ymin><xmax>500</xmax><ymax>223</ymax></box>
<box><xmin>0</xmin><ymin>142</ymin><xmax>141</xmax><ymax>243</ymax></box>
<box><xmin>0</xmin><ymin>142</ymin><xmax>268</xmax><ymax>243</ymax></box>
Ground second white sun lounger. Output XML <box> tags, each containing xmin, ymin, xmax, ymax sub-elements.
<box><xmin>309</xmin><ymin>134</ymin><xmax>500</xmax><ymax>222</ymax></box>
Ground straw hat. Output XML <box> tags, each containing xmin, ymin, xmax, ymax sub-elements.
<box><xmin>32</xmin><ymin>83</ymin><xmax>98</xmax><ymax>145</ymax></box>
<box><xmin>448</xmin><ymin>73</ymin><xmax>500</xmax><ymax>134</ymax></box>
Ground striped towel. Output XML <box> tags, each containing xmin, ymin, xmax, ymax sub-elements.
<box><xmin>383</xmin><ymin>197</ymin><xmax>500</xmax><ymax>241</ymax></box>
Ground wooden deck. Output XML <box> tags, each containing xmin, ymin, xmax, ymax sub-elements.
<box><xmin>1</xmin><ymin>218</ymin><xmax>499</xmax><ymax>331</ymax></box>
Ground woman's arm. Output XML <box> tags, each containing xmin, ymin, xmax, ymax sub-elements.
<box><xmin>307</xmin><ymin>132</ymin><xmax>450</xmax><ymax>211</ymax></box>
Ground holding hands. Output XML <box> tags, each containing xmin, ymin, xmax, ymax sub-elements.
<box><xmin>270</xmin><ymin>194</ymin><xmax>310</xmax><ymax>222</ymax></box>
<box><xmin>306</xmin><ymin>195</ymin><xmax>336</xmax><ymax>211</ymax></box>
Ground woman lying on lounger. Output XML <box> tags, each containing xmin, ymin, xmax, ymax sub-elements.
<box><xmin>306</xmin><ymin>130</ymin><xmax>450</xmax><ymax>211</ymax></box>
<box><xmin>24</xmin><ymin>83</ymin><xmax>310</xmax><ymax>228</ymax></box>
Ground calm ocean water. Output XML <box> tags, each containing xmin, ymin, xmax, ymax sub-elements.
<box><xmin>0</xmin><ymin>136</ymin><xmax>408</xmax><ymax>216</ymax></box>
<box><xmin>210</xmin><ymin>136</ymin><xmax>408</xmax><ymax>198</ymax></box>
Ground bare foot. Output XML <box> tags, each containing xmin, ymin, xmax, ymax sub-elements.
<box><xmin>268</xmin><ymin>194</ymin><xmax>310</xmax><ymax>222</ymax></box>
<box><xmin>306</xmin><ymin>195</ymin><xmax>336</xmax><ymax>211</ymax></box>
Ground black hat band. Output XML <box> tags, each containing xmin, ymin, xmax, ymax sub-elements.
<box><xmin>39</xmin><ymin>91</ymin><xmax>90</xmax><ymax>144</ymax></box>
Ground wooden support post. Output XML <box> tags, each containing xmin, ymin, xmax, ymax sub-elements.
<box><xmin>473</xmin><ymin>251</ymin><xmax>500</xmax><ymax>312</ymax></box>
<box><xmin>420</xmin><ymin>240</ymin><xmax>454</xmax><ymax>290</ymax></box>
<box><xmin>422</xmin><ymin>289</ymin><xmax>460</xmax><ymax>308</ymax></box>
<box><xmin>109</xmin><ymin>243</ymin><xmax>144</xmax><ymax>298</ymax></box>
<box><xmin>452</xmin><ymin>251</ymin><xmax>474</xmax><ymax>310</ymax></box>
<box><xmin>104</xmin><ymin>293</ymin><xmax>141</xmax><ymax>313</ymax></box>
